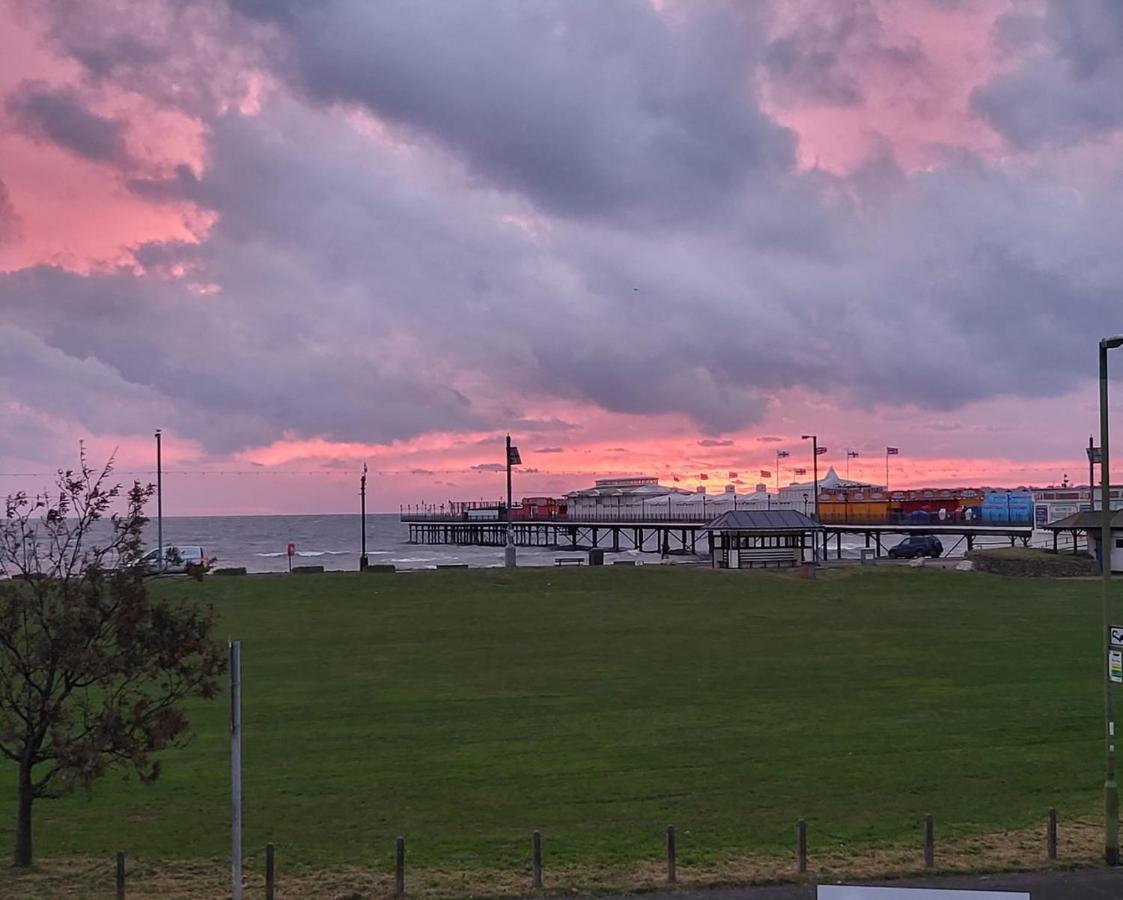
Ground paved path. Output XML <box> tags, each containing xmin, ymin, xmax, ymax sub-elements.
<box><xmin>584</xmin><ymin>867</ymin><xmax>1123</xmax><ymax>899</ymax></box>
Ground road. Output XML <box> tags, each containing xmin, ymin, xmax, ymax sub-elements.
<box><xmin>584</xmin><ymin>867</ymin><xmax>1123</xmax><ymax>899</ymax></box>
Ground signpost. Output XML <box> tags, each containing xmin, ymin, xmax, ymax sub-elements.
<box><xmin>287</xmin><ymin>542</ymin><xmax>295</xmax><ymax>573</ymax></box>
<box><xmin>230</xmin><ymin>640</ymin><xmax>243</xmax><ymax>900</ymax></box>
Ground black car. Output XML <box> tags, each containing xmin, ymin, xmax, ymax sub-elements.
<box><xmin>888</xmin><ymin>535</ymin><xmax>943</xmax><ymax>559</ymax></box>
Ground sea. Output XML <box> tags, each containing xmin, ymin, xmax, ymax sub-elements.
<box><xmin>137</xmin><ymin>513</ymin><xmax>1049</xmax><ymax>573</ymax></box>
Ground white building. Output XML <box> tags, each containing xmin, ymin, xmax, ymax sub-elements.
<box><xmin>775</xmin><ymin>467</ymin><xmax>881</xmax><ymax>513</ymax></box>
<box><xmin>565</xmin><ymin>477</ymin><xmax>688</xmax><ymax>518</ymax></box>
<box><xmin>566</xmin><ymin>477</ymin><xmax>776</xmax><ymax>519</ymax></box>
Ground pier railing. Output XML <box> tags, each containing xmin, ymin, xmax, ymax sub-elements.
<box><xmin>401</xmin><ymin>509</ymin><xmax>1035</xmax><ymax>527</ymax></box>
<box><xmin>400</xmin><ymin>511</ymin><xmax>718</xmax><ymax>524</ymax></box>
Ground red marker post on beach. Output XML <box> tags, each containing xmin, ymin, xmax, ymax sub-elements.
<box><xmin>287</xmin><ymin>542</ymin><xmax>295</xmax><ymax>573</ymax></box>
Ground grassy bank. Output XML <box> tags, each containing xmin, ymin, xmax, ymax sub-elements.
<box><xmin>0</xmin><ymin>567</ymin><xmax>1112</xmax><ymax>886</ymax></box>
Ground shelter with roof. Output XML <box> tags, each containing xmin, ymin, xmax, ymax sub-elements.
<box><xmin>1044</xmin><ymin>509</ymin><xmax>1123</xmax><ymax>572</ymax></box>
<box><xmin>705</xmin><ymin>509</ymin><xmax>823</xmax><ymax>569</ymax></box>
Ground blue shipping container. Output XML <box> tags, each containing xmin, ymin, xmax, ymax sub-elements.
<box><xmin>981</xmin><ymin>491</ymin><xmax>1034</xmax><ymax>525</ymax></box>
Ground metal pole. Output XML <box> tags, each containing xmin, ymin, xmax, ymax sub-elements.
<box><xmin>505</xmin><ymin>434</ymin><xmax>516</xmax><ymax>567</ymax></box>
<box><xmin>1092</xmin><ymin>435</ymin><xmax>1098</xmax><ymax>513</ymax></box>
<box><xmin>155</xmin><ymin>429</ymin><xmax>163</xmax><ymax>573</ymax></box>
<box><xmin>230</xmin><ymin>640</ymin><xmax>243</xmax><ymax>899</ymax></box>
<box><xmin>1101</xmin><ymin>338</ymin><xmax>1120</xmax><ymax>866</ymax></box>
<box><xmin>886</xmin><ymin>449</ymin><xmax>890</xmax><ymax>493</ymax></box>
<box><xmin>360</xmin><ymin>465</ymin><xmax>368</xmax><ymax>571</ymax></box>
<box><xmin>812</xmin><ymin>437</ymin><xmax>819</xmax><ymax>523</ymax></box>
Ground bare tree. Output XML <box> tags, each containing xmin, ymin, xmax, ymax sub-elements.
<box><xmin>0</xmin><ymin>452</ymin><xmax>226</xmax><ymax>866</ymax></box>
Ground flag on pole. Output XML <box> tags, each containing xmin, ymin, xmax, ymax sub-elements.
<box><xmin>886</xmin><ymin>447</ymin><xmax>899</xmax><ymax>455</ymax></box>
<box><xmin>777</xmin><ymin>450</ymin><xmax>790</xmax><ymax>459</ymax></box>
<box><xmin>760</xmin><ymin>469</ymin><xmax>771</xmax><ymax>478</ymax></box>
<box><xmin>507</xmin><ymin>445</ymin><xmax>522</xmax><ymax>465</ymax></box>
<box><xmin>673</xmin><ymin>475</ymin><xmax>681</xmax><ymax>482</ymax></box>
<box><xmin>699</xmin><ymin>472</ymin><xmax>709</xmax><ymax>480</ymax></box>
<box><xmin>794</xmin><ymin>467</ymin><xmax>807</xmax><ymax>475</ymax></box>
<box><xmin>728</xmin><ymin>471</ymin><xmax>738</xmax><ymax>478</ymax></box>
<box><xmin>816</xmin><ymin>446</ymin><xmax>828</xmax><ymax>455</ymax></box>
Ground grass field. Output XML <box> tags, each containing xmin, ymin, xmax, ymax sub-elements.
<box><xmin>0</xmin><ymin>566</ymin><xmax>1113</xmax><ymax>890</ymax></box>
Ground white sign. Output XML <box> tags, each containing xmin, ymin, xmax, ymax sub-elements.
<box><xmin>818</xmin><ymin>889</ymin><xmax>1030</xmax><ymax>900</ymax></box>
<box><xmin>1111</xmin><ymin>625</ymin><xmax>1123</xmax><ymax>647</ymax></box>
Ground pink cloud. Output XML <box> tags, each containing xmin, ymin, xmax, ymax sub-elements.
<box><xmin>761</xmin><ymin>0</ymin><xmax>1012</xmax><ymax>173</ymax></box>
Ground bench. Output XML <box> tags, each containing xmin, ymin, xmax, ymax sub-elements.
<box><xmin>436</xmin><ymin>564</ymin><xmax>469</xmax><ymax>569</ymax></box>
<box><xmin>737</xmin><ymin>549</ymin><xmax>800</xmax><ymax>569</ymax></box>
<box><xmin>555</xmin><ymin>557</ymin><xmax>585</xmax><ymax>566</ymax></box>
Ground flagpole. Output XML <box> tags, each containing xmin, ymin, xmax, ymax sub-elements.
<box><xmin>886</xmin><ymin>449</ymin><xmax>889</xmax><ymax>492</ymax></box>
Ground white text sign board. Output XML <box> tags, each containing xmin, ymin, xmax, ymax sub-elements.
<box><xmin>818</xmin><ymin>888</ymin><xmax>1030</xmax><ymax>900</ymax></box>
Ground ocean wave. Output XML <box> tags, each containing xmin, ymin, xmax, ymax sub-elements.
<box><xmin>255</xmin><ymin>550</ymin><xmax>354</xmax><ymax>558</ymax></box>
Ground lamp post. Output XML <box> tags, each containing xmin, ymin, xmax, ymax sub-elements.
<box><xmin>359</xmin><ymin>463</ymin><xmax>368</xmax><ymax>571</ymax></box>
<box><xmin>155</xmin><ymin>429</ymin><xmax>163</xmax><ymax>574</ymax></box>
<box><xmin>505</xmin><ymin>434</ymin><xmax>521</xmax><ymax>567</ymax></box>
<box><xmin>1100</xmin><ymin>335</ymin><xmax>1123</xmax><ymax>866</ymax></box>
<box><xmin>801</xmin><ymin>434</ymin><xmax>821</xmax><ymax>564</ymax></box>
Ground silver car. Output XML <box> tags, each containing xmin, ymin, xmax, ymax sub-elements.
<box><xmin>139</xmin><ymin>545</ymin><xmax>206</xmax><ymax>574</ymax></box>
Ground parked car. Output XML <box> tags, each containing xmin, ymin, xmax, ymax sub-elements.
<box><xmin>888</xmin><ymin>535</ymin><xmax>942</xmax><ymax>559</ymax></box>
<box><xmin>138</xmin><ymin>545</ymin><xmax>206</xmax><ymax>574</ymax></box>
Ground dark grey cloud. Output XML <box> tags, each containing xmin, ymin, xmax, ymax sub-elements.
<box><xmin>28</xmin><ymin>0</ymin><xmax>264</xmax><ymax>117</ymax></box>
<box><xmin>972</xmin><ymin>1</ymin><xmax>1123</xmax><ymax>148</ymax></box>
<box><xmin>229</xmin><ymin>0</ymin><xmax>796</xmax><ymax>224</ymax></box>
<box><xmin>4</xmin><ymin>80</ymin><xmax>130</xmax><ymax>165</ymax></box>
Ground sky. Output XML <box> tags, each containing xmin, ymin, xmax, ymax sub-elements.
<box><xmin>2</xmin><ymin>0</ymin><xmax>1123</xmax><ymax>514</ymax></box>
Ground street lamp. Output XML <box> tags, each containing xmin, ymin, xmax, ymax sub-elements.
<box><xmin>155</xmin><ymin>429</ymin><xmax>163</xmax><ymax>574</ymax></box>
<box><xmin>359</xmin><ymin>463</ymin><xmax>368</xmax><ymax>571</ymax></box>
<box><xmin>1100</xmin><ymin>334</ymin><xmax>1123</xmax><ymax>866</ymax></box>
<box><xmin>802</xmin><ymin>434</ymin><xmax>821</xmax><ymax>564</ymax></box>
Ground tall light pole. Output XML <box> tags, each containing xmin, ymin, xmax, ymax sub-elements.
<box><xmin>359</xmin><ymin>463</ymin><xmax>368</xmax><ymax>571</ymax></box>
<box><xmin>505</xmin><ymin>434</ymin><xmax>521</xmax><ymax>568</ymax></box>
<box><xmin>1100</xmin><ymin>335</ymin><xmax>1123</xmax><ymax>865</ymax></box>
<box><xmin>155</xmin><ymin>429</ymin><xmax>163</xmax><ymax>574</ymax></box>
<box><xmin>802</xmin><ymin>434</ymin><xmax>822</xmax><ymax>565</ymax></box>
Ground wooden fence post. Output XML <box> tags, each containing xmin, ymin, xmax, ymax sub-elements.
<box><xmin>265</xmin><ymin>843</ymin><xmax>275</xmax><ymax>900</ymax></box>
<box><xmin>116</xmin><ymin>851</ymin><xmax>125</xmax><ymax>900</ymax></box>
<box><xmin>924</xmin><ymin>814</ymin><xmax>935</xmax><ymax>868</ymax></box>
<box><xmin>395</xmin><ymin>836</ymin><xmax>406</xmax><ymax>898</ymax></box>
<box><xmin>666</xmin><ymin>825</ymin><xmax>676</xmax><ymax>883</ymax></box>
<box><xmin>797</xmin><ymin>819</ymin><xmax>807</xmax><ymax>874</ymax></box>
<box><xmin>531</xmin><ymin>830</ymin><xmax>543</xmax><ymax>890</ymax></box>
<box><xmin>1047</xmin><ymin>808</ymin><xmax>1058</xmax><ymax>860</ymax></box>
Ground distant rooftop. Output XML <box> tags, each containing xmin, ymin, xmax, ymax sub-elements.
<box><xmin>706</xmin><ymin>509</ymin><xmax>823</xmax><ymax>532</ymax></box>
<box><xmin>594</xmin><ymin>476</ymin><xmax>659</xmax><ymax>488</ymax></box>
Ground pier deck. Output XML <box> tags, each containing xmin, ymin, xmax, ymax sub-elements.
<box><xmin>401</xmin><ymin>514</ymin><xmax>1034</xmax><ymax>559</ymax></box>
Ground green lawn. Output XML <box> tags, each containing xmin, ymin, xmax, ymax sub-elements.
<box><xmin>0</xmin><ymin>567</ymin><xmax>1112</xmax><ymax>873</ymax></box>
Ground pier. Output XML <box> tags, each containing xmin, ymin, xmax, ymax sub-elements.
<box><xmin>402</xmin><ymin>511</ymin><xmax>1034</xmax><ymax>559</ymax></box>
